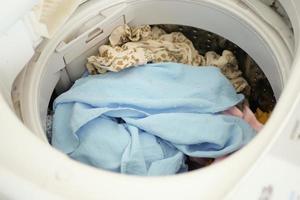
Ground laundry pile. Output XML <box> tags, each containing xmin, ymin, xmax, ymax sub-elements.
<box><xmin>51</xmin><ymin>25</ymin><xmax>266</xmax><ymax>175</ymax></box>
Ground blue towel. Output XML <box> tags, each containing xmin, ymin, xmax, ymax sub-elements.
<box><xmin>52</xmin><ymin>62</ymin><xmax>255</xmax><ymax>176</ymax></box>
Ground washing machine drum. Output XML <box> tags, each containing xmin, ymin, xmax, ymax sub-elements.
<box><xmin>1</xmin><ymin>0</ymin><xmax>300</xmax><ymax>199</ymax></box>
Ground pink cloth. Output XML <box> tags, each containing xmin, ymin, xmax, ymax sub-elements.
<box><xmin>191</xmin><ymin>105</ymin><xmax>263</xmax><ymax>166</ymax></box>
<box><xmin>223</xmin><ymin>105</ymin><xmax>263</xmax><ymax>132</ymax></box>
<box><xmin>214</xmin><ymin>105</ymin><xmax>263</xmax><ymax>163</ymax></box>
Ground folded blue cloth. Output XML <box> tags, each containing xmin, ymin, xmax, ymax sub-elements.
<box><xmin>52</xmin><ymin>62</ymin><xmax>255</xmax><ymax>176</ymax></box>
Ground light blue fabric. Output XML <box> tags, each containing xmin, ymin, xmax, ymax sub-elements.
<box><xmin>52</xmin><ymin>62</ymin><xmax>255</xmax><ymax>176</ymax></box>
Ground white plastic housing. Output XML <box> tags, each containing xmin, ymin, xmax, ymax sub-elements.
<box><xmin>0</xmin><ymin>0</ymin><xmax>300</xmax><ymax>199</ymax></box>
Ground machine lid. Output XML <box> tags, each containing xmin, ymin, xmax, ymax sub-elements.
<box><xmin>0</xmin><ymin>0</ymin><xmax>86</xmax><ymax>105</ymax></box>
<box><xmin>30</xmin><ymin>0</ymin><xmax>87</xmax><ymax>38</ymax></box>
<box><xmin>0</xmin><ymin>0</ymin><xmax>38</xmax><ymax>35</ymax></box>
<box><xmin>0</xmin><ymin>0</ymin><xmax>86</xmax><ymax>39</ymax></box>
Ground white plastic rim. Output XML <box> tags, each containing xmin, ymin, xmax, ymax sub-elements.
<box><xmin>2</xmin><ymin>0</ymin><xmax>298</xmax><ymax>199</ymax></box>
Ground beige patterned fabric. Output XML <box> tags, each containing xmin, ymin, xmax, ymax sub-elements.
<box><xmin>86</xmin><ymin>24</ymin><xmax>249</xmax><ymax>94</ymax></box>
<box><xmin>205</xmin><ymin>50</ymin><xmax>250</xmax><ymax>94</ymax></box>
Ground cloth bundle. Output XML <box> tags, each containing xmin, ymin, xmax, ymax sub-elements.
<box><xmin>52</xmin><ymin>63</ymin><xmax>256</xmax><ymax>176</ymax></box>
<box><xmin>86</xmin><ymin>25</ymin><xmax>250</xmax><ymax>94</ymax></box>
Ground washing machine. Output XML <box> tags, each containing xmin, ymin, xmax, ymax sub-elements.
<box><xmin>0</xmin><ymin>0</ymin><xmax>300</xmax><ymax>199</ymax></box>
